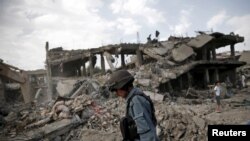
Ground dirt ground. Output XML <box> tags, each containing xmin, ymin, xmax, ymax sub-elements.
<box><xmin>0</xmin><ymin>87</ymin><xmax>249</xmax><ymax>141</ymax></box>
<box><xmin>77</xmin><ymin>88</ymin><xmax>250</xmax><ymax>141</ymax></box>
<box><xmin>205</xmin><ymin>89</ymin><xmax>250</xmax><ymax>125</ymax></box>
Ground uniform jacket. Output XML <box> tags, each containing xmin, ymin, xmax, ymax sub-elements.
<box><xmin>126</xmin><ymin>87</ymin><xmax>159</xmax><ymax>141</ymax></box>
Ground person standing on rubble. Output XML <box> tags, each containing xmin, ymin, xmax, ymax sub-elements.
<box><xmin>155</xmin><ymin>30</ymin><xmax>160</xmax><ymax>40</ymax></box>
<box><xmin>147</xmin><ymin>34</ymin><xmax>152</xmax><ymax>43</ymax></box>
<box><xmin>214</xmin><ymin>81</ymin><xmax>222</xmax><ymax>113</ymax></box>
<box><xmin>106</xmin><ymin>70</ymin><xmax>159</xmax><ymax>141</ymax></box>
<box><xmin>236</xmin><ymin>72</ymin><xmax>243</xmax><ymax>89</ymax></box>
<box><xmin>241</xmin><ymin>72</ymin><xmax>246</xmax><ymax>88</ymax></box>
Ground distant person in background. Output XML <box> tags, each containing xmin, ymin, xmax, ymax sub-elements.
<box><xmin>225</xmin><ymin>75</ymin><xmax>233</xmax><ymax>97</ymax></box>
<box><xmin>241</xmin><ymin>73</ymin><xmax>246</xmax><ymax>88</ymax></box>
<box><xmin>155</xmin><ymin>30</ymin><xmax>160</xmax><ymax>40</ymax></box>
<box><xmin>214</xmin><ymin>81</ymin><xmax>222</xmax><ymax>113</ymax></box>
<box><xmin>147</xmin><ymin>34</ymin><xmax>152</xmax><ymax>43</ymax></box>
<box><xmin>151</xmin><ymin>30</ymin><xmax>160</xmax><ymax>44</ymax></box>
<box><xmin>236</xmin><ymin>73</ymin><xmax>242</xmax><ymax>89</ymax></box>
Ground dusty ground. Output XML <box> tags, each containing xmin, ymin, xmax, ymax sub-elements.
<box><xmin>76</xmin><ymin>88</ymin><xmax>250</xmax><ymax>141</ymax></box>
<box><xmin>205</xmin><ymin>89</ymin><xmax>250</xmax><ymax>125</ymax></box>
<box><xmin>0</xmin><ymin>87</ymin><xmax>249</xmax><ymax>141</ymax></box>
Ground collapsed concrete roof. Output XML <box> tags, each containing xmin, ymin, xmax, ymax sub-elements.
<box><xmin>187</xmin><ymin>32</ymin><xmax>243</xmax><ymax>49</ymax></box>
<box><xmin>47</xmin><ymin>43</ymin><xmax>139</xmax><ymax>66</ymax></box>
<box><xmin>26</xmin><ymin>69</ymin><xmax>46</xmax><ymax>75</ymax></box>
<box><xmin>0</xmin><ymin>61</ymin><xmax>25</xmax><ymax>83</ymax></box>
<box><xmin>45</xmin><ymin>31</ymin><xmax>245</xmax><ymax>93</ymax></box>
<box><xmin>46</xmin><ymin>32</ymin><xmax>244</xmax><ymax>66</ymax></box>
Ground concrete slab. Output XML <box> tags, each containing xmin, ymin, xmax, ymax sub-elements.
<box><xmin>152</xmin><ymin>47</ymin><xmax>168</xmax><ymax>56</ymax></box>
<box><xmin>187</xmin><ymin>34</ymin><xmax>213</xmax><ymax>48</ymax></box>
<box><xmin>24</xmin><ymin>117</ymin><xmax>81</xmax><ymax>141</ymax></box>
<box><xmin>0</xmin><ymin>79</ymin><xmax>5</xmax><ymax>103</ymax></box>
<box><xmin>144</xmin><ymin>91</ymin><xmax>164</xmax><ymax>101</ymax></box>
<box><xmin>161</xmin><ymin>41</ymin><xmax>175</xmax><ymax>50</ymax></box>
<box><xmin>56</xmin><ymin>79</ymin><xmax>77</xmax><ymax>97</ymax></box>
<box><xmin>143</xmin><ymin>48</ymin><xmax>165</xmax><ymax>60</ymax></box>
<box><xmin>136</xmin><ymin>79</ymin><xmax>151</xmax><ymax>87</ymax></box>
<box><xmin>172</xmin><ymin>44</ymin><xmax>194</xmax><ymax>62</ymax></box>
<box><xmin>162</xmin><ymin>71</ymin><xmax>176</xmax><ymax>79</ymax></box>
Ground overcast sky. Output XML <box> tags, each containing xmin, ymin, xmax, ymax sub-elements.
<box><xmin>0</xmin><ymin>0</ymin><xmax>250</xmax><ymax>70</ymax></box>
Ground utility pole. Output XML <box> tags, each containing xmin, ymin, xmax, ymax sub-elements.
<box><xmin>45</xmin><ymin>41</ymin><xmax>52</xmax><ymax>101</ymax></box>
<box><xmin>137</xmin><ymin>32</ymin><xmax>140</xmax><ymax>44</ymax></box>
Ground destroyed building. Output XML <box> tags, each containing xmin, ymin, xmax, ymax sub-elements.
<box><xmin>26</xmin><ymin>69</ymin><xmax>47</xmax><ymax>103</ymax></box>
<box><xmin>238</xmin><ymin>51</ymin><xmax>250</xmax><ymax>85</ymax></box>
<box><xmin>45</xmin><ymin>31</ymin><xmax>245</xmax><ymax>97</ymax></box>
<box><xmin>239</xmin><ymin>51</ymin><xmax>250</xmax><ymax>75</ymax></box>
<box><xmin>1</xmin><ymin>31</ymin><xmax>249</xmax><ymax>141</ymax></box>
<box><xmin>0</xmin><ymin>61</ymin><xmax>47</xmax><ymax>104</ymax></box>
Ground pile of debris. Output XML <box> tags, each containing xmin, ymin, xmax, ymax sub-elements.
<box><xmin>156</xmin><ymin>102</ymin><xmax>211</xmax><ymax>141</ymax></box>
<box><xmin>1</xmin><ymin>82</ymin><xmax>250</xmax><ymax>141</ymax></box>
<box><xmin>1</xmin><ymin>84</ymin><xmax>211</xmax><ymax>141</ymax></box>
<box><xmin>132</xmin><ymin>38</ymin><xmax>198</xmax><ymax>93</ymax></box>
<box><xmin>0</xmin><ymin>78</ymin><xmax>126</xmax><ymax>140</ymax></box>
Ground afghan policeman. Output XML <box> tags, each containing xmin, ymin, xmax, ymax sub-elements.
<box><xmin>106</xmin><ymin>70</ymin><xmax>159</xmax><ymax>141</ymax></box>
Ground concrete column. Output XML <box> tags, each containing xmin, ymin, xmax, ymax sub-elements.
<box><xmin>20</xmin><ymin>71</ymin><xmax>31</xmax><ymax>103</ymax></box>
<box><xmin>103</xmin><ymin>51</ymin><xmax>115</xmax><ymax>71</ymax></box>
<box><xmin>212</xmin><ymin>47</ymin><xmax>216</xmax><ymax>60</ymax></box>
<box><xmin>121</xmin><ymin>53</ymin><xmax>126</xmax><ymax>68</ymax></box>
<box><xmin>202</xmin><ymin>47</ymin><xmax>207</xmax><ymax>60</ymax></box>
<box><xmin>215</xmin><ymin>69</ymin><xmax>219</xmax><ymax>81</ymax></box>
<box><xmin>100</xmin><ymin>53</ymin><xmax>105</xmax><ymax>74</ymax></box>
<box><xmin>77</xmin><ymin>66</ymin><xmax>81</xmax><ymax>76</ymax></box>
<box><xmin>179</xmin><ymin>76</ymin><xmax>183</xmax><ymax>90</ymax></box>
<box><xmin>0</xmin><ymin>78</ymin><xmax>6</xmax><ymax>103</ymax></box>
<box><xmin>208</xmin><ymin>50</ymin><xmax>211</xmax><ymax>60</ymax></box>
<box><xmin>187</xmin><ymin>72</ymin><xmax>192</xmax><ymax>87</ymax></box>
<box><xmin>89</xmin><ymin>55</ymin><xmax>94</xmax><ymax>77</ymax></box>
<box><xmin>45</xmin><ymin>41</ymin><xmax>52</xmax><ymax>101</ymax></box>
<box><xmin>136</xmin><ymin>49</ymin><xmax>143</xmax><ymax>67</ymax></box>
<box><xmin>82</xmin><ymin>62</ymin><xmax>86</xmax><ymax>76</ymax></box>
<box><xmin>205</xmin><ymin>68</ymin><xmax>210</xmax><ymax>87</ymax></box>
<box><xmin>230</xmin><ymin>44</ymin><xmax>235</xmax><ymax>60</ymax></box>
<box><xmin>232</xmin><ymin>68</ymin><xmax>236</xmax><ymax>86</ymax></box>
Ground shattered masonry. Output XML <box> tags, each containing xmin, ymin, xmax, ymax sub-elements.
<box><xmin>46</xmin><ymin>31</ymin><xmax>245</xmax><ymax>98</ymax></box>
<box><xmin>1</xmin><ymin>31</ymin><xmax>250</xmax><ymax>141</ymax></box>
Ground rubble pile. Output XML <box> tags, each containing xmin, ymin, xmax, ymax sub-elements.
<box><xmin>84</xmin><ymin>98</ymin><xmax>123</xmax><ymax>131</ymax></box>
<box><xmin>132</xmin><ymin>38</ymin><xmax>199</xmax><ymax>92</ymax></box>
<box><xmin>1</xmin><ymin>31</ymin><xmax>249</xmax><ymax>140</ymax></box>
<box><xmin>133</xmin><ymin>62</ymin><xmax>196</xmax><ymax>91</ymax></box>
<box><xmin>1</xmin><ymin>84</ymin><xmax>250</xmax><ymax>141</ymax></box>
<box><xmin>156</xmin><ymin>102</ymin><xmax>210</xmax><ymax>141</ymax></box>
<box><xmin>0</xmin><ymin>80</ymin><xmax>126</xmax><ymax>140</ymax></box>
<box><xmin>78</xmin><ymin>97</ymin><xmax>216</xmax><ymax>141</ymax></box>
<box><xmin>0</xmin><ymin>74</ymin><xmax>227</xmax><ymax>140</ymax></box>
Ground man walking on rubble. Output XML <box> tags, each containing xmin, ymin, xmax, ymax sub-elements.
<box><xmin>214</xmin><ymin>81</ymin><xmax>222</xmax><ymax>113</ymax></box>
<box><xmin>106</xmin><ymin>70</ymin><xmax>159</xmax><ymax>141</ymax></box>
